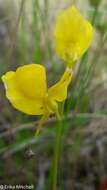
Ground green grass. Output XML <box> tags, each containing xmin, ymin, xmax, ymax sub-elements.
<box><xmin>0</xmin><ymin>0</ymin><xmax>107</xmax><ymax>188</ymax></box>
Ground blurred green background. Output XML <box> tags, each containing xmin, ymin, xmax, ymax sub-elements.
<box><xmin>0</xmin><ymin>0</ymin><xmax>107</xmax><ymax>189</ymax></box>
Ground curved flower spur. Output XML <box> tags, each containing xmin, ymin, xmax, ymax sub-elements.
<box><xmin>2</xmin><ymin>64</ymin><xmax>72</xmax><ymax>135</ymax></box>
<box><xmin>1</xmin><ymin>6</ymin><xmax>93</xmax><ymax>136</ymax></box>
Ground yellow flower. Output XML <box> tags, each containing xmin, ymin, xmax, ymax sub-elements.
<box><xmin>2</xmin><ymin>64</ymin><xmax>72</xmax><ymax>134</ymax></box>
<box><xmin>54</xmin><ymin>5</ymin><xmax>93</xmax><ymax>67</ymax></box>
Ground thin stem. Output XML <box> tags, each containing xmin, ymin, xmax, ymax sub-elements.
<box><xmin>60</xmin><ymin>101</ymin><xmax>65</xmax><ymax>118</ymax></box>
<box><xmin>52</xmin><ymin>111</ymin><xmax>62</xmax><ymax>190</ymax></box>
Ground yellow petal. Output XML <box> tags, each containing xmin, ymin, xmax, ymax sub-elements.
<box><xmin>15</xmin><ymin>64</ymin><xmax>47</xmax><ymax>99</ymax></box>
<box><xmin>48</xmin><ymin>68</ymin><xmax>72</xmax><ymax>102</ymax></box>
<box><xmin>2</xmin><ymin>64</ymin><xmax>47</xmax><ymax>115</ymax></box>
<box><xmin>54</xmin><ymin>5</ymin><xmax>93</xmax><ymax>65</ymax></box>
